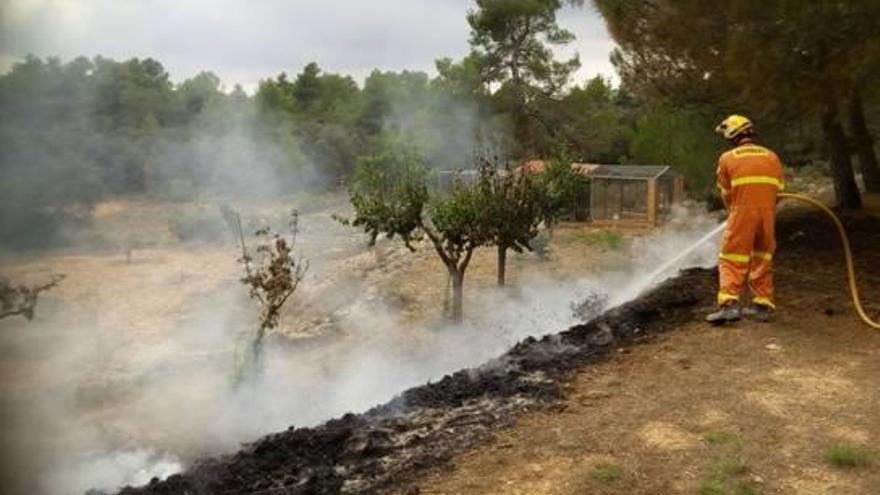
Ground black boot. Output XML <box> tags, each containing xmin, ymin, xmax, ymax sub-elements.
<box><xmin>706</xmin><ymin>304</ymin><xmax>742</xmax><ymax>325</ymax></box>
<box><xmin>742</xmin><ymin>304</ymin><xmax>773</xmax><ymax>322</ymax></box>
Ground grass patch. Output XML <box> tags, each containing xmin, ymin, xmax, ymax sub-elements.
<box><xmin>591</xmin><ymin>462</ymin><xmax>623</xmax><ymax>483</ymax></box>
<box><xmin>704</xmin><ymin>431</ymin><xmax>740</xmax><ymax>446</ymax></box>
<box><xmin>571</xmin><ymin>230</ymin><xmax>625</xmax><ymax>250</ymax></box>
<box><xmin>825</xmin><ymin>443</ymin><xmax>874</xmax><ymax>468</ymax></box>
<box><xmin>699</xmin><ymin>456</ymin><xmax>758</xmax><ymax>495</ymax></box>
<box><xmin>699</xmin><ymin>445</ymin><xmax>760</xmax><ymax>495</ymax></box>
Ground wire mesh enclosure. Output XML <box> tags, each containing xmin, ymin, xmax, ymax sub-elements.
<box><xmin>439</xmin><ymin>162</ymin><xmax>686</xmax><ymax>228</ymax></box>
<box><xmin>588</xmin><ymin>165</ymin><xmax>684</xmax><ymax>227</ymax></box>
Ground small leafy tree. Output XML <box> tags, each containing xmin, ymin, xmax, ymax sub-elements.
<box><xmin>0</xmin><ymin>275</ymin><xmax>65</xmax><ymax>321</ymax></box>
<box><xmin>475</xmin><ymin>159</ymin><xmax>546</xmax><ymax>286</ymax></box>
<box><xmin>539</xmin><ymin>157</ymin><xmax>587</xmax><ymax>232</ymax></box>
<box><xmin>344</xmin><ymin>144</ymin><xmax>491</xmax><ymax>322</ymax></box>
<box><xmin>230</xmin><ymin>208</ymin><xmax>307</xmax><ymax>379</ymax></box>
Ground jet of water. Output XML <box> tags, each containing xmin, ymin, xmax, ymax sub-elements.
<box><xmin>641</xmin><ymin>221</ymin><xmax>727</xmax><ymax>291</ymax></box>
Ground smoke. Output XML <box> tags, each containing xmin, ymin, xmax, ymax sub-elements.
<box><xmin>369</xmin><ymin>71</ymin><xmax>513</xmax><ymax>171</ymax></box>
<box><xmin>0</xmin><ymin>57</ymin><xmax>324</xmax><ymax>252</ymax></box>
<box><xmin>607</xmin><ymin>202</ymin><xmax>724</xmax><ymax>305</ymax></box>
<box><xmin>145</xmin><ymin>98</ymin><xmax>322</xmax><ymax>201</ymax></box>
<box><xmin>46</xmin><ymin>451</ymin><xmax>181</xmax><ymax>495</ymax></box>
<box><xmin>0</xmin><ymin>200</ymin><xmax>724</xmax><ymax>495</ymax></box>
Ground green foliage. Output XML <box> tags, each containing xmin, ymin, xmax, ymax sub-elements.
<box><xmin>627</xmin><ymin>106</ymin><xmax>723</xmax><ymax>194</ymax></box>
<box><xmin>344</xmin><ymin>145</ymin><xmax>504</xmax><ymax>320</ymax></box>
<box><xmin>430</xmin><ymin>179</ymin><xmax>491</xmax><ymax>251</ymax></box>
<box><xmin>591</xmin><ymin>462</ymin><xmax>623</xmax><ymax>483</ymax></box>
<box><xmin>476</xmin><ymin>163</ymin><xmax>546</xmax><ymax>254</ymax></box>
<box><xmin>346</xmin><ymin>140</ymin><xmax>429</xmax><ymax>250</ymax></box>
<box><xmin>540</xmin><ymin>157</ymin><xmax>589</xmax><ymax>222</ymax></box>
<box><xmin>592</xmin><ymin>0</ymin><xmax>880</xmax><ymax>207</ymax></box>
<box><xmin>467</xmin><ymin>0</ymin><xmax>579</xmax><ymax>92</ymax></box>
<box><xmin>467</xmin><ymin>0</ymin><xmax>581</xmax><ymax>155</ymax></box>
<box><xmin>825</xmin><ymin>443</ymin><xmax>874</xmax><ymax>468</ymax></box>
<box><xmin>257</xmin><ymin>62</ymin><xmax>364</xmax><ymax>180</ymax></box>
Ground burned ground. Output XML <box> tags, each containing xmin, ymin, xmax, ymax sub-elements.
<box><xmin>118</xmin><ymin>209</ymin><xmax>880</xmax><ymax>495</ymax></box>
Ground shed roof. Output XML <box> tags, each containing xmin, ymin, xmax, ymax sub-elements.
<box><xmin>517</xmin><ymin>161</ymin><xmax>678</xmax><ymax>180</ymax></box>
<box><xmin>589</xmin><ymin>165</ymin><xmax>676</xmax><ymax>180</ymax></box>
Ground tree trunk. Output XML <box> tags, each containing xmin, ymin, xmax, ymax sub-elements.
<box><xmin>822</xmin><ymin>100</ymin><xmax>862</xmax><ymax>210</ymax></box>
<box><xmin>497</xmin><ymin>245</ymin><xmax>508</xmax><ymax>286</ymax></box>
<box><xmin>442</xmin><ymin>273</ymin><xmax>452</xmax><ymax>316</ymax></box>
<box><xmin>848</xmin><ymin>88</ymin><xmax>880</xmax><ymax>193</ymax></box>
<box><xmin>450</xmin><ymin>269</ymin><xmax>464</xmax><ymax>323</ymax></box>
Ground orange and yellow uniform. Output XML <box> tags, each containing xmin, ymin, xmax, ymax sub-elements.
<box><xmin>716</xmin><ymin>141</ymin><xmax>784</xmax><ymax>309</ymax></box>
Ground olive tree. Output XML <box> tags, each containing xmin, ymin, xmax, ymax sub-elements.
<box><xmin>475</xmin><ymin>159</ymin><xmax>546</xmax><ymax>286</ymax></box>
<box><xmin>344</xmin><ymin>144</ymin><xmax>492</xmax><ymax>322</ymax></box>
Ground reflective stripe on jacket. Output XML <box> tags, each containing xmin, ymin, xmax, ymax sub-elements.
<box><xmin>716</xmin><ymin>143</ymin><xmax>784</xmax><ymax>208</ymax></box>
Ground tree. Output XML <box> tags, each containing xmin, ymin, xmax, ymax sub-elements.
<box><xmin>849</xmin><ymin>88</ymin><xmax>880</xmax><ymax>193</ymax></box>
<box><xmin>554</xmin><ymin>76</ymin><xmax>628</xmax><ymax>161</ymax></box>
<box><xmin>177</xmin><ymin>71</ymin><xmax>222</xmax><ymax>120</ymax></box>
<box><xmin>256</xmin><ymin>63</ymin><xmax>364</xmax><ymax>181</ymax></box>
<box><xmin>539</xmin><ymin>156</ymin><xmax>587</xmax><ymax>227</ymax></box>
<box><xmin>627</xmin><ymin>106</ymin><xmax>722</xmax><ymax>194</ymax></box>
<box><xmin>475</xmin><ymin>160</ymin><xmax>546</xmax><ymax>286</ymax></box>
<box><xmin>466</xmin><ymin>0</ymin><xmax>581</xmax><ymax>156</ymax></box>
<box><xmin>344</xmin><ymin>143</ymin><xmax>491</xmax><ymax>322</ymax></box>
<box><xmin>592</xmin><ymin>0</ymin><xmax>876</xmax><ymax>208</ymax></box>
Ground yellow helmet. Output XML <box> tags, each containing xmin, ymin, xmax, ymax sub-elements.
<box><xmin>715</xmin><ymin>114</ymin><xmax>754</xmax><ymax>140</ymax></box>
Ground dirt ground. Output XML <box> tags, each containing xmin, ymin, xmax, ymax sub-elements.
<box><xmin>405</xmin><ymin>207</ymin><xmax>880</xmax><ymax>495</ymax></box>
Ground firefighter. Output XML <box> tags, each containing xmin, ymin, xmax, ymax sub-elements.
<box><xmin>706</xmin><ymin>115</ymin><xmax>785</xmax><ymax>324</ymax></box>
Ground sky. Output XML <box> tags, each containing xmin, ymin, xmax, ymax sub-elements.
<box><xmin>0</xmin><ymin>0</ymin><xmax>618</xmax><ymax>92</ymax></box>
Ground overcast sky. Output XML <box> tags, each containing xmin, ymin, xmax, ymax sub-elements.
<box><xmin>0</xmin><ymin>0</ymin><xmax>618</xmax><ymax>92</ymax></box>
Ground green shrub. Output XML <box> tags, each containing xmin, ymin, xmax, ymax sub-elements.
<box><xmin>825</xmin><ymin>443</ymin><xmax>874</xmax><ymax>468</ymax></box>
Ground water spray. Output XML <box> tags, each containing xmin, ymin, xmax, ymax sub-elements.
<box><xmin>642</xmin><ymin>221</ymin><xmax>727</xmax><ymax>288</ymax></box>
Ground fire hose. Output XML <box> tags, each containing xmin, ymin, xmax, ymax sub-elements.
<box><xmin>778</xmin><ymin>192</ymin><xmax>880</xmax><ymax>330</ymax></box>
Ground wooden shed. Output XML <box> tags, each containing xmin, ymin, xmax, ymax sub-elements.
<box><xmin>588</xmin><ymin>165</ymin><xmax>684</xmax><ymax>228</ymax></box>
